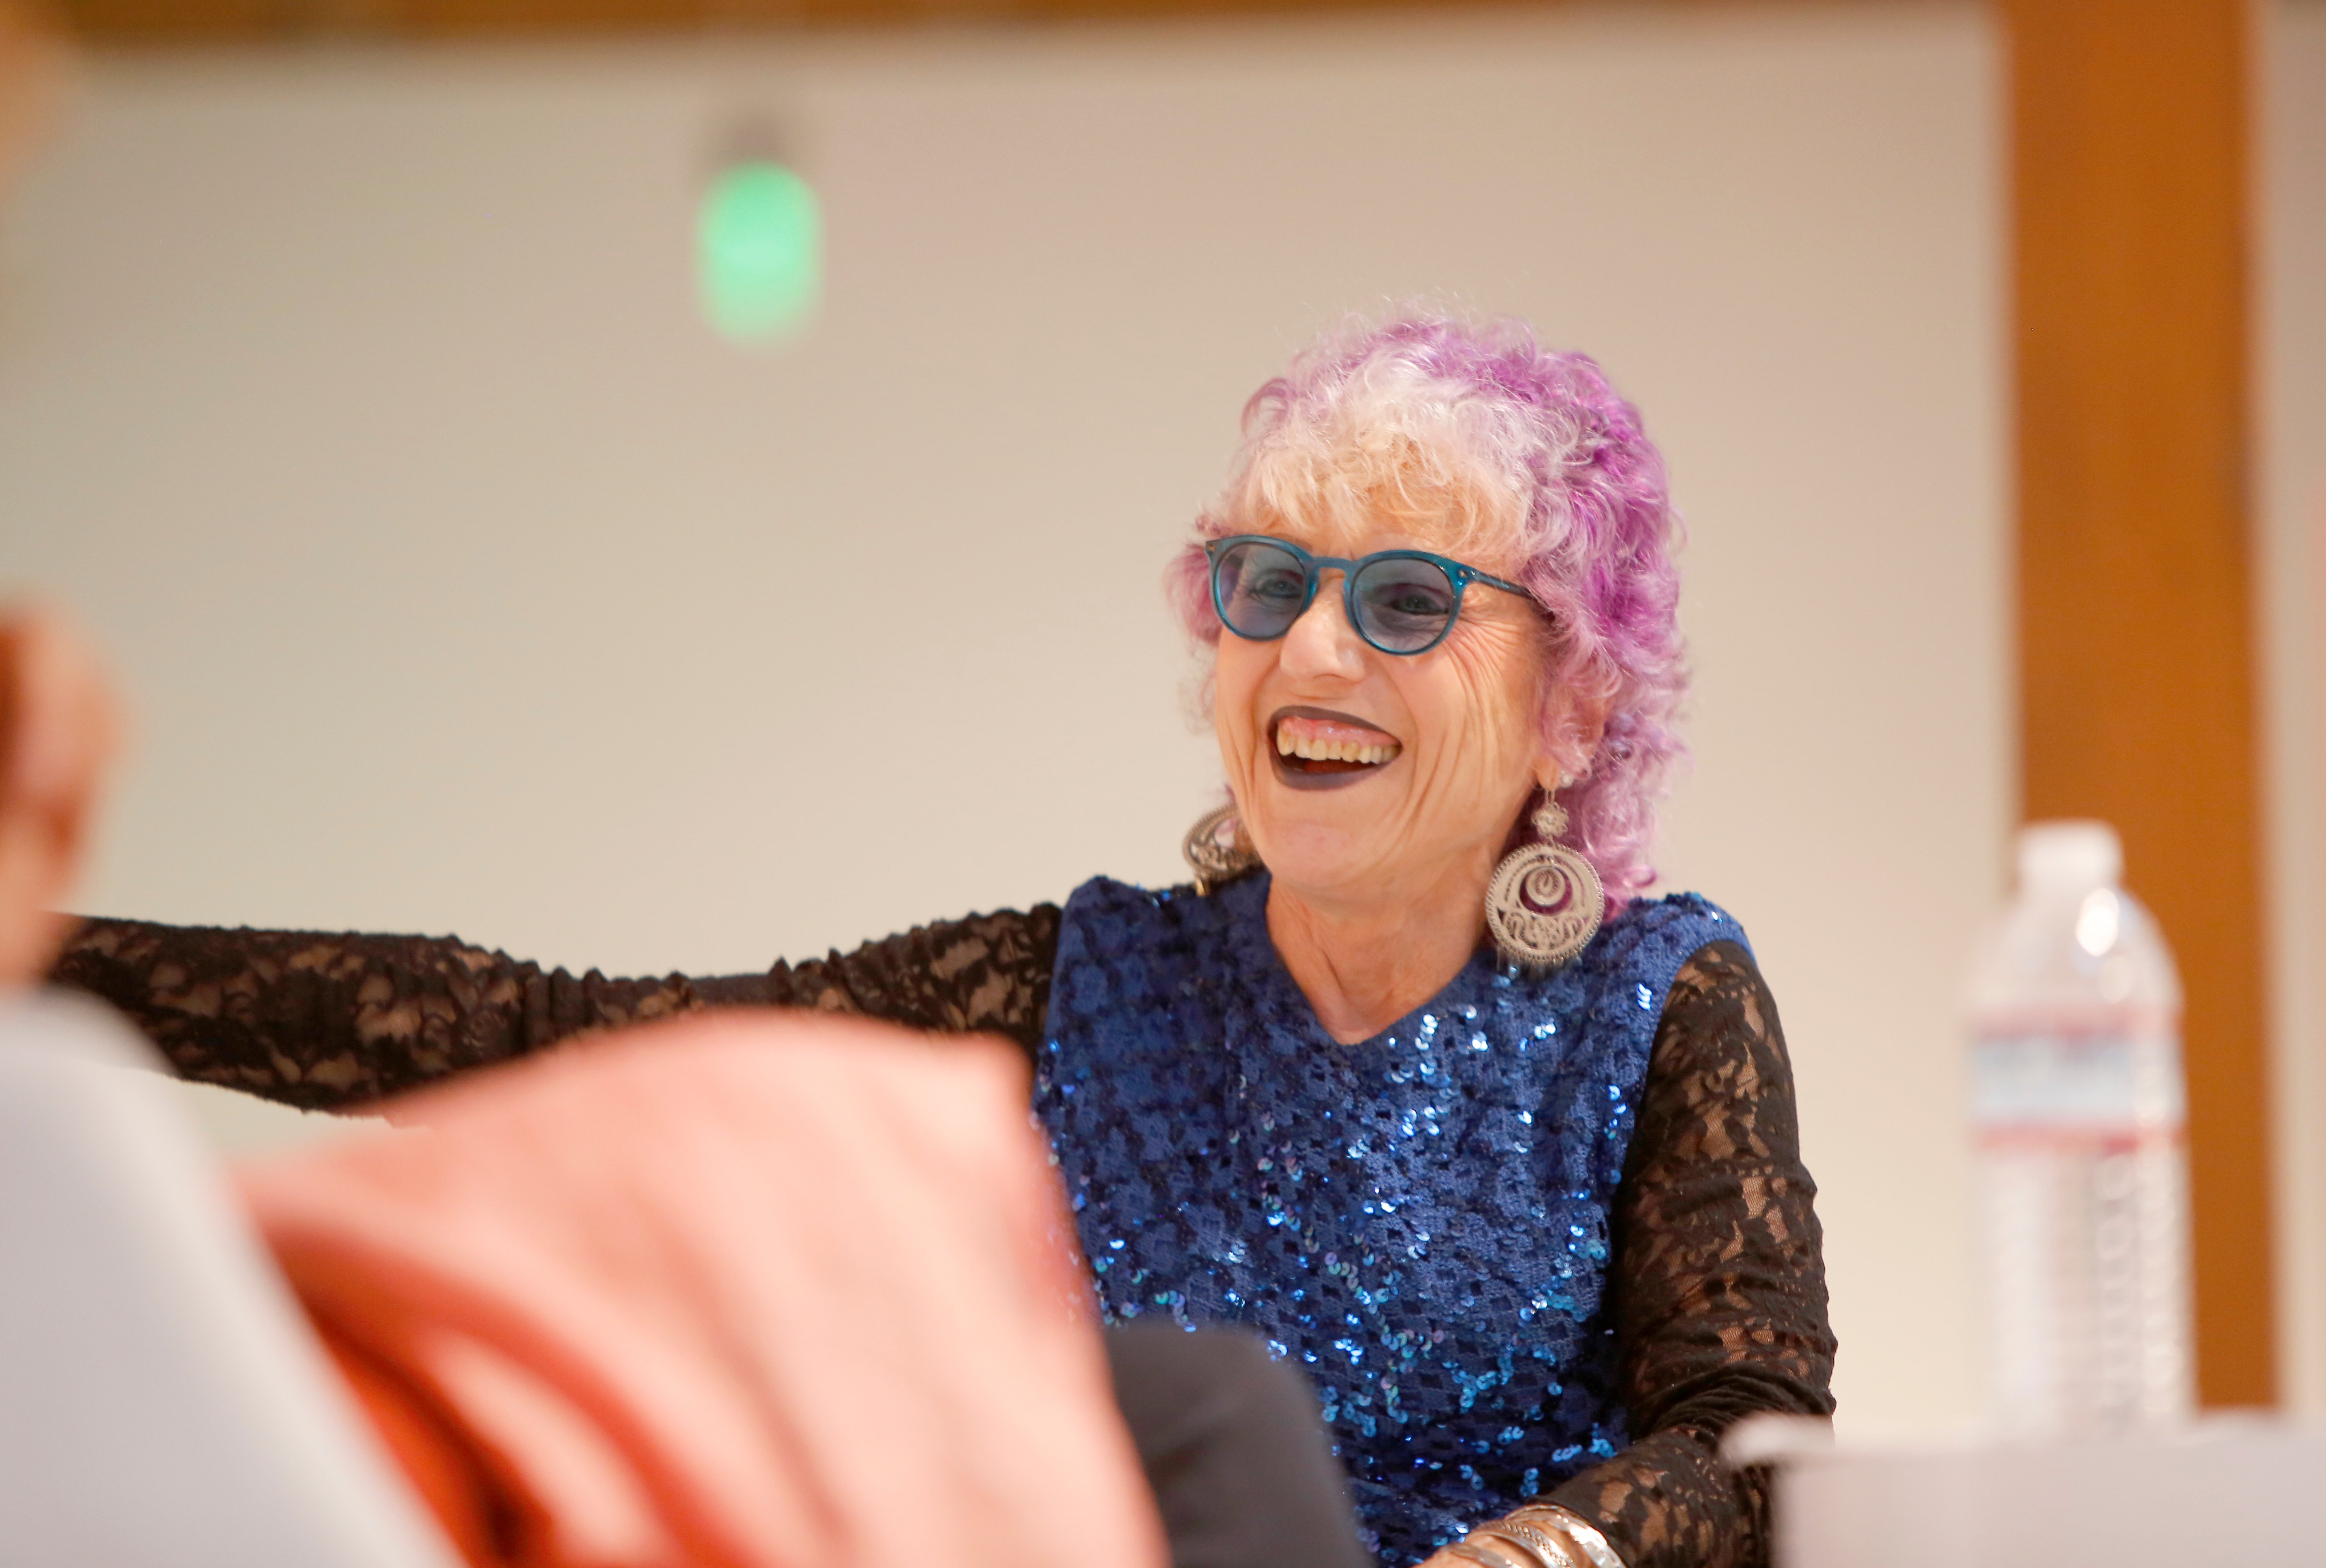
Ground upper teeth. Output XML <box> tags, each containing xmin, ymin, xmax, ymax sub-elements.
<box><xmin>1278</xmin><ymin>728</ymin><xmax>1399</xmax><ymax>764</ymax></box>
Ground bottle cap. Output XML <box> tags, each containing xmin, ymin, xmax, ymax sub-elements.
<box><xmin>2016</xmin><ymin>820</ymin><xmax>2121</xmax><ymax>893</ymax></box>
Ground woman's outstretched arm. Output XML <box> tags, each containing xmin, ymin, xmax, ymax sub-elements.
<box><xmin>1477</xmin><ymin>939</ymin><xmax>1837</xmax><ymax>1568</ymax></box>
<box><xmin>50</xmin><ymin>905</ymin><xmax>1063</xmax><ymax>1110</ymax></box>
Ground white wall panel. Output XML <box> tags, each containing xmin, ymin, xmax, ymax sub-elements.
<box><xmin>2263</xmin><ymin>0</ymin><xmax>2326</xmax><ymax>1417</ymax></box>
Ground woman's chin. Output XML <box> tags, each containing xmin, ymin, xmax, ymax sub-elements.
<box><xmin>1239</xmin><ymin>763</ymin><xmax>1416</xmax><ymax>897</ymax></box>
<box><xmin>1245</xmin><ymin>826</ymin><xmax>1389</xmax><ymax>903</ymax></box>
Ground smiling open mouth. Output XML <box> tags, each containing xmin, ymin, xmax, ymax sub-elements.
<box><xmin>1269</xmin><ymin>707</ymin><xmax>1403</xmax><ymax>787</ymax></box>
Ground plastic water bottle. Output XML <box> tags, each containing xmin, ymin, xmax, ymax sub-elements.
<box><xmin>1966</xmin><ymin>821</ymin><xmax>2193</xmax><ymax>1435</ymax></box>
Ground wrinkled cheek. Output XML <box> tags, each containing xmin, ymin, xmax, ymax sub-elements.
<box><xmin>1455</xmin><ymin>652</ymin><xmax>1543</xmax><ymax>768</ymax></box>
<box><xmin>1211</xmin><ymin>649</ymin><xmax>1267</xmax><ymax>789</ymax></box>
<box><xmin>1415</xmin><ymin>695</ymin><xmax>1539</xmax><ymax>836</ymax></box>
<box><xmin>1442</xmin><ymin>678</ymin><xmax>1528</xmax><ymax>770</ymax></box>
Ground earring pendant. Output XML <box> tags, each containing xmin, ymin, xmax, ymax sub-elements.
<box><xmin>1486</xmin><ymin>797</ymin><xmax>1603</xmax><ymax>969</ymax></box>
<box><xmin>1182</xmin><ymin>802</ymin><xmax>1260</xmax><ymax>894</ymax></box>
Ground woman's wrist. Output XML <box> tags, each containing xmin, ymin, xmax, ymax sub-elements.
<box><xmin>1456</xmin><ymin>1502</ymin><xmax>1627</xmax><ymax>1568</ymax></box>
<box><xmin>1453</xmin><ymin>1525</ymin><xmax>1567</xmax><ymax>1568</ymax></box>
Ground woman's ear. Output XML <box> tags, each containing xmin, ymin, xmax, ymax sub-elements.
<box><xmin>1535</xmin><ymin>691</ymin><xmax>1608</xmax><ymax>795</ymax></box>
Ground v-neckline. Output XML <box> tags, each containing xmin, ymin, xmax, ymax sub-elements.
<box><xmin>1216</xmin><ymin>872</ymin><xmax>1505</xmax><ymax>1057</ymax></box>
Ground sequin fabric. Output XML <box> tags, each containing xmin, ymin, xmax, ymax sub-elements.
<box><xmin>1038</xmin><ymin>874</ymin><xmax>1739</xmax><ymax>1567</ymax></box>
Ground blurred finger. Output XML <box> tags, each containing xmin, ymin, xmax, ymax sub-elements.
<box><xmin>0</xmin><ymin>606</ymin><xmax>122</xmax><ymax>985</ymax></box>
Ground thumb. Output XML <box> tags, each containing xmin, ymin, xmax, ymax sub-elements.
<box><xmin>0</xmin><ymin>606</ymin><xmax>122</xmax><ymax>987</ymax></box>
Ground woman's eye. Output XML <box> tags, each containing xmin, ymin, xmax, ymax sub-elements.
<box><xmin>1372</xmin><ymin>586</ymin><xmax>1451</xmax><ymax>618</ymax></box>
<box><xmin>1248</xmin><ymin>572</ymin><xmax>1306</xmax><ymax>603</ymax></box>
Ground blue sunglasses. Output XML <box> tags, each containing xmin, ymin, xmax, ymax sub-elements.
<box><xmin>1206</xmin><ymin>534</ymin><xmax>1535</xmax><ymax>656</ymax></box>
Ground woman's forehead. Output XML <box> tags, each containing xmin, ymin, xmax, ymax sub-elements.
<box><xmin>1253</xmin><ymin>497</ymin><xmax>1522</xmax><ymax>572</ymax></box>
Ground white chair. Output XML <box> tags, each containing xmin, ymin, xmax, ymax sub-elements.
<box><xmin>0</xmin><ymin>990</ymin><xmax>457</xmax><ymax>1568</ymax></box>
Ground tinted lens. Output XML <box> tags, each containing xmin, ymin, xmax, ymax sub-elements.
<box><xmin>1352</xmin><ymin>556</ymin><xmax>1459</xmax><ymax>651</ymax></box>
<box><xmin>1214</xmin><ymin>540</ymin><xmax>1312</xmax><ymax>640</ymax></box>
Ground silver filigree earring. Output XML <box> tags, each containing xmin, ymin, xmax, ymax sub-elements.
<box><xmin>1486</xmin><ymin>794</ymin><xmax>1604</xmax><ymax>969</ymax></box>
<box><xmin>1182</xmin><ymin>802</ymin><xmax>1260</xmax><ymax>894</ymax></box>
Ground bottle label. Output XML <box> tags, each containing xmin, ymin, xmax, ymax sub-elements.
<box><xmin>1973</xmin><ymin>1028</ymin><xmax>2185</xmax><ymax>1145</ymax></box>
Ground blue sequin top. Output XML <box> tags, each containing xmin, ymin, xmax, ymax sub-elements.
<box><xmin>1036</xmin><ymin>872</ymin><xmax>1741</xmax><ymax>1566</ymax></box>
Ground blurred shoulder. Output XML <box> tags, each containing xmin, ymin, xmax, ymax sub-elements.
<box><xmin>1610</xmin><ymin>890</ymin><xmax>1751</xmax><ymax>958</ymax></box>
<box><xmin>1058</xmin><ymin>874</ymin><xmax>1245</xmax><ymax>952</ymax></box>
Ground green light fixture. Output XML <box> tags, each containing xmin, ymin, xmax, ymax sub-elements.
<box><xmin>698</xmin><ymin>159</ymin><xmax>822</xmax><ymax>343</ymax></box>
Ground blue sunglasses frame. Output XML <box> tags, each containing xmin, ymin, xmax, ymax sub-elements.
<box><xmin>1205</xmin><ymin>534</ymin><xmax>1535</xmax><ymax>656</ymax></box>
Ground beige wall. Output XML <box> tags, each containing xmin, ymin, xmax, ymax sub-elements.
<box><xmin>0</xmin><ymin>6</ymin><xmax>2007</xmax><ymax>1435</ymax></box>
<box><xmin>2264</xmin><ymin>0</ymin><xmax>2326</xmax><ymax>1418</ymax></box>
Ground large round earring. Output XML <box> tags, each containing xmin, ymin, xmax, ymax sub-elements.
<box><xmin>1486</xmin><ymin>795</ymin><xmax>1604</xmax><ymax>969</ymax></box>
<box><xmin>1182</xmin><ymin>802</ymin><xmax>1260</xmax><ymax>894</ymax></box>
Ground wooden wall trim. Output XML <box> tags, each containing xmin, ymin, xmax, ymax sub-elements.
<box><xmin>45</xmin><ymin>0</ymin><xmax>1925</xmax><ymax>43</ymax></box>
<box><xmin>2008</xmin><ymin>0</ymin><xmax>2275</xmax><ymax>1408</ymax></box>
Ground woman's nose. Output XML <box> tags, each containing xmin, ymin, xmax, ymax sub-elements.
<box><xmin>1279</xmin><ymin>576</ymin><xmax>1366</xmax><ymax>680</ymax></box>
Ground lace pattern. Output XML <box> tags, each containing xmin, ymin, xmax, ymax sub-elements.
<box><xmin>51</xmin><ymin>907</ymin><xmax>1061</xmax><ymax>1108</ymax></box>
<box><xmin>50</xmin><ymin>919</ymin><xmax>705</xmax><ymax>1107</ymax></box>
<box><xmin>1543</xmin><ymin>940</ymin><xmax>1836</xmax><ymax>1567</ymax></box>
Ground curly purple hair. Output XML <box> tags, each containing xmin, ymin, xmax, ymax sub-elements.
<box><xmin>1165</xmin><ymin>310</ymin><xmax>1688</xmax><ymax>907</ymax></box>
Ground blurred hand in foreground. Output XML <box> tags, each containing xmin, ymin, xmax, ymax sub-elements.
<box><xmin>243</xmin><ymin>1008</ymin><xmax>1171</xmax><ymax>1568</ymax></box>
<box><xmin>0</xmin><ymin>608</ymin><xmax>121</xmax><ymax>988</ymax></box>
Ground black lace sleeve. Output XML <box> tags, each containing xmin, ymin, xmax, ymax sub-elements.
<box><xmin>48</xmin><ymin>907</ymin><xmax>1063</xmax><ymax>1110</ymax></box>
<box><xmin>1534</xmin><ymin>939</ymin><xmax>1837</xmax><ymax>1568</ymax></box>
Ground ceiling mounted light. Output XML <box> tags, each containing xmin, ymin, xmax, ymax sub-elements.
<box><xmin>699</xmin><ymin>157</ymin><xmax>821</xmax><ymax>344</ymax></box>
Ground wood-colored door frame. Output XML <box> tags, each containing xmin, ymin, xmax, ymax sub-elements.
<box><xmin>2007</xmin><ymin>0</ymin><xmax>2273</xmax><ymax>1409</ymax></box>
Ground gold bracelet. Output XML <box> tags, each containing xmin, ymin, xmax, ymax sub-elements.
<box><xmin>1504</xmin><ymin>1504</ymin><xmax>1627</xmax><ymax>1568</ymax></box>
<box><xmin>1446</xmin><ymin>1542</ymin><xmax>1535</xmax><ymax>1568</ymax></box>
<box><xmin>1472</xmin><ymin>1518</ymin><xmax>1582</xmax><ymax>1568</ymax></box>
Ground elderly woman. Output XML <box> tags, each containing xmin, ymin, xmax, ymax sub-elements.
<box><xmin>59</xmin><ymin>312</ymin><xmax>1835</xmax><ymax>1568</ymax></box>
